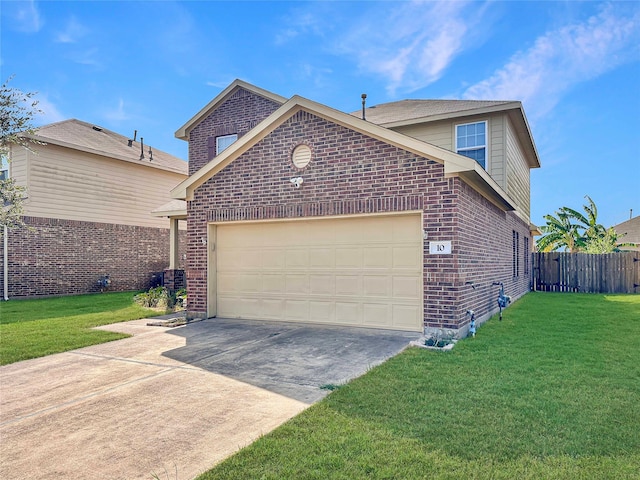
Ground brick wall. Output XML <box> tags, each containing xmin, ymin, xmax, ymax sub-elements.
<box><xmin>0</xmin><ymin>216</ymin><xmax>186</xmax><ymax>298</ymax></box>
<box><xmin>186</xmin><ymin>108</ymin><xmax>534</xmax><ymax>330</ymax></box>
<box><xmin>188</xmin><ymin>88</ymin><xmax>282</xmax><ymax>175</ymax></box>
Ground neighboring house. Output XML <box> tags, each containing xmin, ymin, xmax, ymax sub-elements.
<box><xmin>614</xmin><ymin>216</ymin><xmax>640</xmax><ymax>251</ymax></box>
<box><xmin>169</xmin><ymin>80</ymin><xmax>540</xmax><ymax>336</ymax></box>
<box><xmin>0</xmin><ymin>119</ymin><xmax>188</xmax><ymax>298</ymax></box>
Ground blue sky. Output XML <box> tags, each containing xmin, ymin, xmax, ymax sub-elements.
<box><xmin>2</xmin><ymin>0</ymin><xmax>639</xmax><ymax>228</ymax></box>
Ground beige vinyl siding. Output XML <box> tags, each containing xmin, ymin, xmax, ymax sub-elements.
<box><xmin>391</xmin><ymin>114</ymin><xmax>509</xmax><ymax>193</ymax></box>
<box><xmin>487</xmin><ymin>115</ymin><xmax>505</xmax><ymax>187</ymax></box>
<box><xmin>505</xmin><ymin>117</ymin><xmax>531</xmax><ymax>217</ymax></box>
<box><xmin>21</xmin><ymin>144</ymin><xmax>186</xmax><ymax>229</ymax></box>
<box><xmin>393</xmin><ymin>120</ymin><xmax>452</xmax><ymax>150</ymax></box>
<box><xmin>8</xmin><ymin>147</ymin><xmax>29</xmax><ymax>185</ymax></box>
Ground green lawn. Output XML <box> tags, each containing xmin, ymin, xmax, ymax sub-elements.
<box><xmin>0</xmin><ymin>292</ymin><xmax>162</xmax><ymax>365</ymax></box>
<box><xmin>198</xmin><ymin>293</ymin><xmax>640</xmax><ymax>480</ymax></box>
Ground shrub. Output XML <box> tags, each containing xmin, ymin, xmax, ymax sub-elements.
<box><xmin>134</xmin><ymin>287</ymin><xmax>170</xmax><ymax>309</ymax></box>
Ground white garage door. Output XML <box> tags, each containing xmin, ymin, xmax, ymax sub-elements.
<box><xmin>215</xmin><ymin>214</ymin><xmax>423</xmax><ymax>331</ymax></box>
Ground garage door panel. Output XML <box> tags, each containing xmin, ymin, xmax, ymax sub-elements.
<box><xmin>363</xmin><ymin>276</ymin><xmax>391</xmax><ymax>296</ymax></box>
<box><xmin>286</xmin><ymin>274</ymin><xmax>309</xmax><ymax>294</ymax></box>
<box><xmin>393</xmin><ymin>215</ymin><xmax>421</xmax><ymax>241</ymax></box>
<box><xmin>363</xmin><ymin>246</ymin><xmax>390</xmax><ymax>269</ymax></box>
<box><xmin>262</xmin><ymin>248</ymin><xmax>285</xmax><ymax>269</ymax></box>
<box><xmin>392</xmin><ymin>305</ymin><xmax>421</xmax><ymax>329</ymax></box>
<box><xmin>215</xmin><ymin>215</ymin><xmax>423</xmax><ymax>331</ymax></box>
<box><xmin>363</xmin><ymin>303</ymin><xmax>391</xmax><ymax>327</ymax></box>
<box><xmin>309</xmin><ymin>301</ymin><xmax>335</xmax><ymax>323</ymax></box>
<box><xmin>336</xmin><ymin>248</ymin><xmax>362</xmax><ymax>268</ymax></box>
<box><xmin>310</xmin><ymin>275</ymin><xmax>335</xmax><ymax>295</ymax></box>
<box><xmin>309</xmin><ymin>248</ymin><xmax>334</xmax><ymax>269</ymax></box>
<box><xmin>262</xmin><ymin>274</ymin><xmax>285</xmax><ymax>293</ymax></box>
<box><xmin>285</xmin><ymin>300</ymin><xmax>308</xmax><ymax>321</ymax></box>
<box><xmin>335</xmin><ymin>275</ymin><xmax>362</xmax><ymax>296</ymax></box>
<box><xmin>262</xmin><ymin>298</ymin><xmax>285</xmax><ymax>319</ymax></box>
<box><xmin>336</xmin><ymin>302</ymin><xmax>362</xmax><ymax>324</ymax></box>
<box><xmin>393</xmin><ymin>246</ymin><xmax>422</xmax><ymax>269</ymax></box>
<box><xmin>286</xmin><ymin>249</ymin><xmax>309</xmax><ymax>269</ymax></box>
<box><xmin>393</xmin><ymin>276</ymin><xmax>421</xmax><ymax>299</ymax></box>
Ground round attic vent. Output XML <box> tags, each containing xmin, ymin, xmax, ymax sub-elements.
<box><xmin>292</xmin><ymin>144</ymin><xmax>312</xmax><ymax>169</ymax></box>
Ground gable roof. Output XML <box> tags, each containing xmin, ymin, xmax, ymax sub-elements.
<box><xmin>355</xmin><ymin>99</ymin><xmax>540</xmax><ymax>169</ymax></box>
<box><xmin>614</xmin><ymin>216</ymin><xmax>640</xmax><ymax>246</ymax></box>
<box><xmin>25</xmin><ymin>119</ymin><xmax>187</xmax><ymax>175</ymax></box>
<box><xmin>175</xmin><ymin>79</ymin><xmax>287</xmax><ymax>141</ymax></box>
<box><xmin>171</xmin><ymin>92</ymin><xmax>517</xmax><ymax>213</ymax></box>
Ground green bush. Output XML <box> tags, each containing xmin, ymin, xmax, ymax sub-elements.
<box><xmin>133</xmin><ymin>286</ymin><xmax>170</xmax><ymax>309</ymax></box>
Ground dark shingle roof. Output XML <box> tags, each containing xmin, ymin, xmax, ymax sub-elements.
<box><xmin>614</xmin><ymin>216</ymin><xmax>640</xmax><ymax>249</ymax></box>
<box><xmin>31</xmin><ymin>119</ymin><xmax>187</xmax><ymax>174</ymax></box>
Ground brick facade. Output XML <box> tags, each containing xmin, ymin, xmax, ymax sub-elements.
<box><xmin>188</xmin><ymin>88</ymin><xmax>282</xmax><ymax>175</ymax></box>
<box><xmin>0</xmin><ymin>216</ymin><xmax>186</xmax><ymax>298</ymax></box>
<box><xmin>186</xmin><ymin>106</ymin><xmax>532</xmax><ymax>331</ymax></box>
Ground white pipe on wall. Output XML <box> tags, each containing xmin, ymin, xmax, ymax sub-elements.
<box><xmin>3</xmin><ymin>225</ymin><xmax>8</xmax><ymax>301</ymax></box>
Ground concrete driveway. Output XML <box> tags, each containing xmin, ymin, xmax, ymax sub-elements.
<box><xmin>0</xmin><ymin>317</ymin><xmax>417</xmax><ymax>480</ymax></box>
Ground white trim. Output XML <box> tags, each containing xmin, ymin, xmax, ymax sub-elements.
<box><xmin>216</xmin><ymin>134</ymin><xmax>238</xmax><ymax>155</ymax></box>
<box><xmin>455</xmin><ymin>120</ymin><xmax>488</xmax><ymax>170</ymax></box>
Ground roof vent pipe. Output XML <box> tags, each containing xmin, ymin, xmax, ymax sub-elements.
<box><xmin>139</xmin><ymin>137</ymin><xmax>145</xmax><ymax>160</ymax></box>
<box><xmin>361</xmin><ymin>93</ymin><xmax>367</xmax><ymax>120</ymax></box>
<box><xmin>128</xmin><ymin>130</ymin><xmax>137</xmax><ymax>147</ymax></box>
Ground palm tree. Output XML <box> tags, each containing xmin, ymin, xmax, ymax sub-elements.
<box><xmin>536</xmin><ymin>209</ymin><xmax>584</xmax><ymax>252</ymax></box>
<box><xmin>562</xmin><ymin>195</ymin><xmax>606</xmax><ymax>246</ymax></box>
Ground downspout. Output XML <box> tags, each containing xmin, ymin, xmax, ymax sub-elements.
<box><xmin>3</xmin><ymin>225</ymin><xmax>8</xmax><ymax>301</ymax></box>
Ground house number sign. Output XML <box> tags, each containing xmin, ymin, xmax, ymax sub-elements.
<box><xmin>429</xmin><ymin>241</ymin><xmax>452</xmax><ymax>255</ymax></box>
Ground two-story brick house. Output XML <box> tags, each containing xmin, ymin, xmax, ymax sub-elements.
<box><xmin>170</xmin><ymin>80</ymin><xmax>540</xmax><ymax>335</ymax></box>
<box><xmin>1</xmin><ymin>119</ymin><xmax>187</xmax><ymax>298</ymax></box>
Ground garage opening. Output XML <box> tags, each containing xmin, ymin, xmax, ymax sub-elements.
<box><xmin>212</xmin><ymin>213</ymin><xmax>423</xmax><ymax>331</ymax></box>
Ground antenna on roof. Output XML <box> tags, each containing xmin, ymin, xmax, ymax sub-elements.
<box><xmin>127</xmin><ymin>130</ymin><xmax>137</xmax><ymax>147</ymax></box>
<box><xmin>361</xmin><ymin>93</ymin><xmax>367</xmax><ymax>120</ymax></box>
<box><xmin>139</xmin><ymin>137</ymin><xmax>145</xmax><ymax>160</ymax></box>
<box><xmin>148</xmin><ymin>147</ymin><xmax>153</xmax><ymax>162</ymax></box>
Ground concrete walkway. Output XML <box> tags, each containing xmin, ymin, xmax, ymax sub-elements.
<box><xmin>0</xmin><ymin>318</ymin><xmax>417</xmax><ymax>480</ymax></box>
<box><xmin>0</xmin><ymin>320</ymin><xmax>307</xmax><ymax>480</ymax></box>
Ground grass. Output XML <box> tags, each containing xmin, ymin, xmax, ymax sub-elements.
<box><xmin>0</xmin><ymin>292</ymin><xmax>163</xmax><ymax>365</ymax></box>
<box><xmin>197</xmin><ymin>293</ymin><xmax>640</xmax><ymax>479</ymax></box>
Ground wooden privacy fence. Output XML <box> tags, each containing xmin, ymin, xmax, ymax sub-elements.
<box><xmin>532</xmin><ymin>252</ymin><xmax>640</xmax><ymax>294</ymax></box>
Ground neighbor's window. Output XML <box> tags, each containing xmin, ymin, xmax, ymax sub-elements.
<box><xmin>456</xmin><ymin>121</ymin><xmax>487</xmax><ymax>169</ymax></box>
<box><xmin>523</xmin><ymin>237</ymin><xmax>530</xmax><ymax>276</ymax></box>
<box><xmin>512</xmin><ymin>230</ymin><xmax>520</xmax><ymax>277</ymax></box>
<box><xmin>216</xmin><ymin>134</ymin><xmax>238</xmax><ymax>155</ymax></box>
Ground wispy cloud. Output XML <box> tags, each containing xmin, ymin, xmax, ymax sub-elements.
<box><xmin>463</xmin><ymin>4</ymin><xmax>640</xmax><ymax>119</ymax></box>
<box><xmin>55</xmin><ymin>16</ymin><xmax>89</xmax><ymax>43</ymax></box>
<box><xmin>274</xmin><ymin>11</ymin><xmax>325</xmax><ymax>45</ymax></box>
<box><xmin>34</xmin><ymin>95</ymin><xmax>65</xmax><ymax>125</ymax></box>
<box><xmin>334</xmin><ymin>1</ymin><xmax>484</xmax><ymax>96</ymax></box>
<box><xmin>104</xmin><ymin>98</ymin><xmax>130</xmax><ymax>122</ymax></box>
<box><xmin>66</xmin><ymin>47</ymin><xmax>103</xmax><ymax>69</ymax></box>
<box><xmin>5</xmin><ymin>0</ymin><xmax>43</xmax><ymax>33</ymax></box>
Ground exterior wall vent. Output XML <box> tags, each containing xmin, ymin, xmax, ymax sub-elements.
<box><xmin>292</xmin><ymin>144</ymin><xmax>312</xmax><ymax>169</ymax></box>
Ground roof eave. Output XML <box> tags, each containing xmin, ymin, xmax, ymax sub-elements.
<box><xmin>174</xmin><ymin>79</ymin><xmax>287</xmax><ymax>141</ymax></box>
<box><xmin>375</xmin><ymin>102</ymin><xmax>521</xmax><ymax>129</ymax></box>
<box><xmin>444</xmin><ymin>158</ymin><xmax>516</xmax><ymax>212</ymax></box>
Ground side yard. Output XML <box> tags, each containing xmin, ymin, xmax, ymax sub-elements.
<box><xmin>198</xmin><ymin>293</ymin><xmax>640</xmax><ymax>479</ymax></box>
<box><xmin>0</xmin><ymin>292</ymin><xmax>162</xmax><ymax>365</ymax></box>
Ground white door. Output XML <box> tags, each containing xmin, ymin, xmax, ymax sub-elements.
<box><xmin>215</xmin><ymin>214</ymin><xmax>423</xmax><ymax>331</ymax></box>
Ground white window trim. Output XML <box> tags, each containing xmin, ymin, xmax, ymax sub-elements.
<box><xmin>455</xmin><ymin>120</ymin><xmax>488</xmax><ymax>170</ymax></box>
<box><xmin>216</xmin><ymin>134</ymin><xmax>238</xmax><ymax>155</ymax></box>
